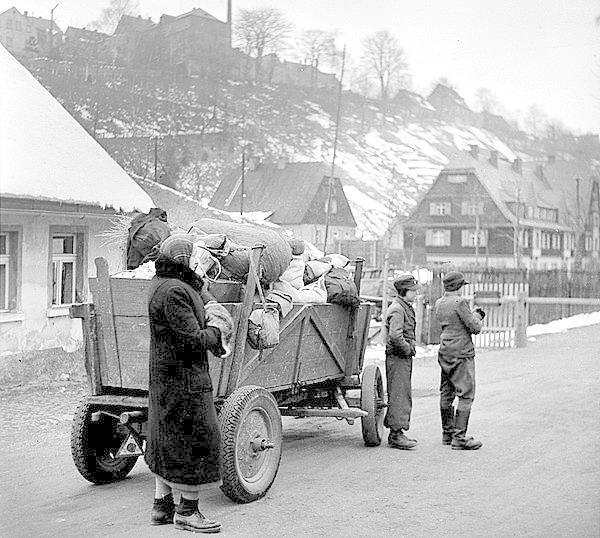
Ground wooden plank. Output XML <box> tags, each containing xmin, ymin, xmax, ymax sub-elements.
<box><xmin>90</xmin><ymin>258</ymin><xmax>122</xmax><ymax>387</ymax></box>
<box><xmin>310</xmin><ymin>308</ymin><xmax>347</xmax><ymax>374</ymax></box>
<box><xmin>71</xmin><ymin>303</ymin><xmax>103</xmax><ymax>395</ymax></box>
<box><xmin>227</xmin><ymin>246</ymin><xmax>263</xmax><ymax>395</ymax></box>
<box><xmin>110</xmin><ymin>278</ymin><xmax>152</xmax><ymax>316</ymax></box>
<box><xmin>527</xmin><ymin>297</ymin><xmax>600</xmax><ymax>306</ymax></box>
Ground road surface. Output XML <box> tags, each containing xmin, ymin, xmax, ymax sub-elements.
<box><xmin>1</xmin><ymin>324</ymin><xmax>598</xmax><ymax>537</ymax></box>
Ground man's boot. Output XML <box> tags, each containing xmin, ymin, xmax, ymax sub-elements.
<box><xmin>451</xmin><ymin>408</ymin><xmax>482</xmax><ymax>450</ymax></box>
<box><xmin>440</xmin><ymin>406</ymin><xmax>455</xmax><ymax>445</ymax></box>
<box><xmin>151</xmin><ymin>493</ymin><xmax>175</xmax><ymax>525</ymax></box>
<box><xmin>388</xmin><ymin>430</ymin><xmax>417</xmax><ymax>450</ymax></box>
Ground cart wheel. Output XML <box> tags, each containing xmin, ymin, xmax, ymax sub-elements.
<box><xmin>71</xmin><ymin>399</ymin><xmax>139</xmax><ymax>484</ymax></box>
<box><xmin>361</xmin><ymin>364</ymin><xmax>386</xmax><ymax>446</ymax></box>
<box><xmin>219</xmin><ymin>385</ymin><xmax>282</xmax><ymax>503</ymax></box>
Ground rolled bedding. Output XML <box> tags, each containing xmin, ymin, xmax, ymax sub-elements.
<box><xmin>190</xmin><ymin>218</ymin><xmax>292</xmax><ymax>284</ymax></box>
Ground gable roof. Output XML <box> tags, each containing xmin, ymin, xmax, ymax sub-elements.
<box><xmin>211</xmin><ymin>161</ymin><xmax>338</xmax><ymax>224</ymax></box>
<box><xmin>114</xmin><ymin>14</ymin><xmax>155</xmax><ymax>35</ymax></box>
<box><xmin>133</xmin><ymin>176</ymin><xmax>280</xmax><ymax>229</ymax></box>
<box><xmin>0</xmin><ymin>7</ymin><xmax>62</xmax><ymax>32</ymax></box>
<box><xmin>439</xmin><ymin>151</ymin><xmax>596</xmax><ymax>230</ymax></box>
<box><xmin>0</xmin><ymin>44</ymin><xmax>152</xmax><ymax>213</ymax></box>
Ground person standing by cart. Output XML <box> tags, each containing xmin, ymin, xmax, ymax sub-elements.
<box><xmin>434</xmin><ymin>271</ymin><xmax>484</xmax><ymax>450</ymax></box>
<box><xmin>146</xmin><ymin>235</ymin><xmax>228</xmax><ymax>533</ymax></box>
<box><xmin>384</xmin><ymin>274</ymin><xmax>419</xmax><ymax>450</ymax></box>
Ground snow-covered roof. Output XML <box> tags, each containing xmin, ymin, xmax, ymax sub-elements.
<box><xmin>0</xmin><ymin>45</ymin><xmax>153</xmax><ymax>213</ymax></box>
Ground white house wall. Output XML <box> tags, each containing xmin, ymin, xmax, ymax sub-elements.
<box><xmin>0</xmin><ymin>210</ymin><xmax>125</xmax><ymax>356</ymax></box>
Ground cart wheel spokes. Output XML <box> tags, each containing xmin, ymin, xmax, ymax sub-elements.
<box><xmin>220</xmin><ymin>386</ymin><xmax>282</xmax><ymax>503</ymax></box>
<box><xmin>361</xmin><ymin>364</ymin><xmax>386</xmax><ymax>447</ymax></box>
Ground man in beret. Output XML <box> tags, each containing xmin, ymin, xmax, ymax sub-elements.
<box><xmin>384</xmin><ymin>273</ymin><xmax>419</xmax><ymax>450</ymax></box>
<box><xmin>434</xmin><ymin>271</ymin><xmax>485</xmax><ymax>450</ymax></box>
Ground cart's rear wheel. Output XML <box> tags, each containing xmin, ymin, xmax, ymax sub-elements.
<box><xmin>219</xmin><ymin>386</ymin><xmax>282</xmax><ymax>503</ymax></box>
<box><xmin>71</xmin><ymin>399</ymin><xmax>139</xmax><ymax>484</ymax></box>
<box><xmin>361</xmin><ymin>364</ymin><xmax>386</xmax><ymax>446</ymax></box>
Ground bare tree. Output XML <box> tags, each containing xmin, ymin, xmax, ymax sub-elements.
<box><xmin>88</xmin><ymin>0</ymin><xmax>139</xmax><ymax>34</ymax></box>
<box><xmin>361</xmin><ymin>30</ymin><xmax>409</xmax><ymax>102</ymax></box>
<box><xmin>475</xmin><ymin>87</ymin><xmax>499</xmax><ymax>113</ymax></box>
<box><xmin>296</xmin><ymin>29</ymin><xmax>339</xmax><ymax>72</ymax></box>
<box><xmin>234</xmin><ymin>7</ymin><xmax>293</xmax><ymax>82</ymax></box>
<box><xmin>523</xmin><ymin>104</ymin><xmax>547</xmax><ymax>138</ymax></box>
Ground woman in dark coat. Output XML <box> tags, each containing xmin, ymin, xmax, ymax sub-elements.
<box><xmin>145</xmin><ymin>235</ymin><xmax>226</xmax><ymax>533</ymax></box>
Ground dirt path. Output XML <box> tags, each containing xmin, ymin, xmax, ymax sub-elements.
<box><xmin>1</xmin><ymin>325</ymin><xmax>598</xmax><ymax>537</ymax></box>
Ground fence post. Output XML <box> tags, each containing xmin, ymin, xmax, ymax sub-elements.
<box><xmin>379</xmin><ymin>252</ymin><xmax>390</xmax><ymax>345</ymax></box>
<box><xmin>515</xmin><ymin>292</ymin><xmax>527</xmax><ymax>348</ymax></box>
<box><xmin>415</xmin><ymin>295</ymin><xmax>425</xmax><ymax>345</ymax></box>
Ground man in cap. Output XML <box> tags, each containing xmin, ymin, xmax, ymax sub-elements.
<box><xmin>434</xmin><ymin>271</ymin><xmax>485</xmax><ymax>450</ymax></box>
<box><xmin>384</xmin><ymin>273</ymin><xmax>419</xmax><ymax>450</ymax></box>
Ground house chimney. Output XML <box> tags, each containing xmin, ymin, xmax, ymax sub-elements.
<box><xmin>512</xmin><ymin>157</ymin><xmax>522</xmax><ymax>175</ymax></box>
<box><xmin>489</xmin><ymin>149</ymin><xmax>498</xmax><ymax>168</ymax></box>
<box><xmin>226</xmin><ymin>0</ymin><xmax>232</xmax><ymax>47</ymax></box>
<box><xmin>24</xmin><ymin>10</ymin><xmax>28</xmax><ymax>17</ymax></box>
<box><xmin>547</xmin><ymin>154</ymin><xmax>556</xmax><ymax>165</ymax></box>
<box><xmin>276</xmin><ymin>156</ymin><xmax>287</xmax><ymax>170</ymax></box>
<box><xmin>469</xmin><ymin>144</ymin><xmax>479</xmax><ymax>160</ymax></box>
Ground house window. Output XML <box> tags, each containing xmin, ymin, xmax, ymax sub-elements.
<box><xmin>446</xmin><ymin>174</ymin><xmax>467</xmax><ymax>184</ymax></box>
<box><xmin>593</xmin><ymin>213</ymin><xmax>599</xmax><ymax>227</ymax></box>
<box><xmin>50</xmin><ymin>232</ymin><xmax>85</xmax><ymax>306</ymax></box>
<box><xmin>15</xmin><ymin>20</ymin><xmax>21</xmax><ymax>31</ymax></box>
<box><xmin>461</xmin><ymin>229</ymin><xmax>488</xmax><ymax>247</ymax></box>
<box><xmin>585</xmin><ymin>234</ymin><xmax>592</xmax><ymax>251</ymax></box>
<box><xmin>0</xmin><ymin>231</ymin><xmax>19</xmax><ymax>311</ymax></box>
<box><xmin>520</xmin><ymin>229</ymin><xmax>530</xmax><ymax>248</ymax></box>
<box><xmin>551</xmin><ymin>233</ymin><xmax>560</xmax><ymax>250</ymax></box>
<box><xmin>425</xmin><ymin>229</ymin><xmax>451</xmax><ymax>247</ymax></box>
<box><xmin>594</xmin><ymin>237</ymin><xmax>599</xmax><ymax>251</ymax></box>
<box><xmin>324</xmin><ymin>198</ymin><xmax>338</xmax><ymax>215</ymax></box>
<box><xmin>541</xmin><ymin>231</ymin><xmax>551</xmax><ymax>250</ymax></box>
<box><xmin>461</xmin><ymin>201</ymin><xmax>484</xmax><ymax>215</ymax></box>
<box><xmin>429</xmin><ymin>202</ymin><xmax>451</xmax><ymax>216</ymax></box>
<box><xmin>6</xmin><ymin>19</ymin><xmax>12</xmax><ymax>29</ymax></box>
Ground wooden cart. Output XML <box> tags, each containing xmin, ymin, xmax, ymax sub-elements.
<box><xmin>70</xmin><ymin>248</ymin><xmax>385</xmax><ymax>503</ymax></box>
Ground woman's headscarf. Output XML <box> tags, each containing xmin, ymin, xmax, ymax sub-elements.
<box><xmin>159</xmin><ymin>234</ymin><xmax>196</xmax><ymax>267</ymax></box>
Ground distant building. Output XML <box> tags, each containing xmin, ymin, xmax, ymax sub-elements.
<box><xmin>110</xmin><ymin>4</ymin><xmax>232</xmax><ymax>75</ymax></box>
<box><xmin>400</xmin><ymin>145</ymin><xmax>600</xmax><ymax>269</ymax></box>
<box><xmin>210</xmin><ymin>160</ymin><xmax>357</xmax><ymax>246</ymax></box>
<box><xmin>0</xmin><ymin>6</ymin><xmax>62</xmax><ymax>56</ymax></box>
<box><xmin>0</xmin><ymin>45</ymin><xmax>152</xmax><ymax>356</ymax></box>
<box><xmin>428</xmin><ymin>83</ymin><xmax>477</xmax><ymax>124</ymax></box>
<box><xmin>390</xmin><ymin>89</ymin><xmax>437</xmax><ymax>120</ymax></box>
<box><xmin>63</xmin><ymin>26</ymin><xmax>109</xmax><ymax>61</ymax></box>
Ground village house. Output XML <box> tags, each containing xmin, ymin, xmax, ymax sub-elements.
<box><xmin>110</xmin><ymin>3</ymin><xmax>232</xmax><ymax>76</ymax></box>
<box><xmin>428</xmin><ymin>83</ymin><xmax>478</xmax><ymax>124</ymax></box>
<box><xmin>0</xmin><ymin>45</ymin><xmax>153</xmax><ymax>356</ymax></box>
<box><xmin>400</xmin><ymin>145</ymin><xmax>600</xmax><ymax>269</ymax></box>
<box><xmin>210</xmin><ymin>160</ymin><xmax>357</xmax><ymax>247</ymax></box>
<box><xmin>0</xmin><ymin>6</ymin><xmax>62</xmax><ymax>56</ymax></box>
<box><xmin>62</xmin><ymin>26</ymin><xmax>109</xmax><ymax>62</ymax></box>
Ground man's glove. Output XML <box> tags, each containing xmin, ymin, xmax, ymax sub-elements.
<box><xmin>474</xmin><ymin>307</ymin><xmax>486</xmax><ymax>320</ymax></box>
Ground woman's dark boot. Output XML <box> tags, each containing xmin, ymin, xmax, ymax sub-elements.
<box><xmin>151</xmin><ymin>493</ymin><xmax>175</xmax><ymax>525</ymax></box>
<box><xmin>451</xmin><ymin>408</ymin><xmax>482</xmax><ymax>450</ymax></box>
<box><xmin>440</xmin><ymin>406</ymin><xmax>455</xmax><ymax>445</ymax></box>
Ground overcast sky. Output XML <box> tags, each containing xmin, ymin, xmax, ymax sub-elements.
<box><xmin>4</xmin><ymin>0</ymin><xmax>599</xmax><ymax>133</ymax></box>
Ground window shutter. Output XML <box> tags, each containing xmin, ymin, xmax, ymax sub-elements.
<box><xmin>76</xmin><ymin>232</ymin><xmax>85</xmax><ymax>302</ymax></box>
<box><xmin>444</xmin><ymin>229</ymin><xmax>451</xmax><ymax>246</ymax></box>
<box><xmin>461</xmin><ymin>229</ymin><xmax>468</xmax><ymax>246</ymax></box>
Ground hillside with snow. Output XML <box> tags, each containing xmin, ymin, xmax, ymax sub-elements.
<box><xmin>22</xmin><ymin>58</ymin><xmax>538</xmax><ymax>238</ymax></box>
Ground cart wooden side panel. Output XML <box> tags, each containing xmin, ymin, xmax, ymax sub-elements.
<box><xmin>84</xmin><ymin>257</ymin><xmax>371</xmax><ymax>399</ymax></box>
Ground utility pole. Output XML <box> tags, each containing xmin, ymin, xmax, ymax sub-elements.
<box><xmin>49</xmin><ymin>4</ymin><xmax>59</xmax><ymax>58</ymax></box>
<box><xmin>575</xmin><ymin>176</ymin><xmax>582</xmax><ymax>268</ymax></box>
<box><xmin>240</xmin><ymin>150</ymin><xmax>246</xmax><ymax>216</ymax></box>
<box><xmin>474</xmin><ymin>205</ymin><xmax>480</xmax><ymax>265</ymax></box>
<box><xmin>154</xmin><ymin>137</ymin><xmax>158</xmax><ymax>181</ymax></box>
<box><xmin>323</xmin><ymin>45</ymin><xmax>346</xmax><ymax>254</ymax></box>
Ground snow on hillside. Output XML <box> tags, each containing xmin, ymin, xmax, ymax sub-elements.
<box><xmin>23</xmin><ymin>60</ymin><xmax>519</xmax><ymax>238</ymax></box>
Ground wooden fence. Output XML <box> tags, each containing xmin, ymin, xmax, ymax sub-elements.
<box><xmin>362</xmin><ymin>267</ymin><xmax>600</xmax><ymax>349</ymax></box>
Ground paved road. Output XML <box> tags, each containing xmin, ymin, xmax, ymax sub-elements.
<box><xmin>1</xmin><ymin>325</ymin><xmax>599</xmax><ymax>537</ymax></box>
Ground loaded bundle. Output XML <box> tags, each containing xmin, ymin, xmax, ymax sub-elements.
<box><xmin>189</xmin><ymin>218</ymin><xmax>292</xmax><ymax>285</ymax></box>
